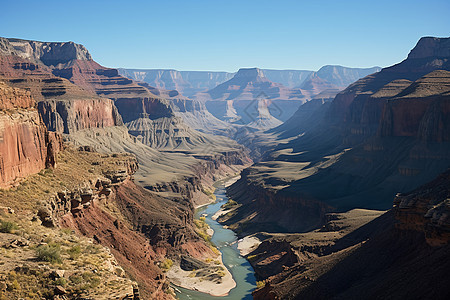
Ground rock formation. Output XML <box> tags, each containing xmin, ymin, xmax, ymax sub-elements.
<box><xmin>251</xmin><ymin>170</ymin><xmax>450</xmax><ymax>300</ymax></box>
<box><xmin>202</xmin><ymin>67</ymin><xmax>306</xmax><ymax>123</ymax></box>
<box><xmin>0</xmin><ymin>81</ymin><xmax>61</xmax><ymax>188</ymax></box>
<box><xmin>225</xmin><ymin>37</ymin><xmax>450</xmax><ymax>235</ymax></box>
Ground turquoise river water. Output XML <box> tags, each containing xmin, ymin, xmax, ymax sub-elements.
<box><xmin>175</xmin><ymin>182</ymin><xmax>256</xmax><ymax>300</ymax></box>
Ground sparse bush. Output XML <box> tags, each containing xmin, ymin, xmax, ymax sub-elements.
<box><xmin>256</xmin><ymin>280</ymin><xmax>266</xmax><ymax>289</ymax></box>
<box><xmin>160</xmin><ymin>258</ymin><xmax>173</xmax><ymax>271</ymax></box>
<box><xmin>36</xmin><ymin>244</ymin><xmax>62</xmax><ymax>264</ymax></box>
<box><xmin>0</xmin><ymin>220</ymin><xmax>18</xmax><ymax>233</ymax></box>
<box><xmin>54</xmin><ymin>277</ymin><xmax>67</xmax><ymax>286</ymax></box>
<box><xmin>69</xmin><ymin>274</ymin><xmax>83</xmax><ymax>284</ymax></box>
<box><xmin>67</xmin><ymin>244</ymin><xmax>81</xmax><ymax>260</ymax></box>
<box><xmin>81</xmin><ymin>272</ymin><xmax>101</xmax><ymax>288</ymax></box>
<box><xmin>221</xmin><ymin>199</ymin><xmax>237</xmax><ymax>209</ymax></box>
<box><xmin>6</xmin><ymin>279</ymin><xmax>20</xmax><ymax>291</ymax></box>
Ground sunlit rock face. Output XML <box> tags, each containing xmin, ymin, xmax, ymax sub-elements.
<box><xmin>0</xmin><ymin>82</ymin><xmax>61</xmax><ymax>188</ymax></box>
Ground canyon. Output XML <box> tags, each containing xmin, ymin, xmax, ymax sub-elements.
<box><xmin>119</xmin><ymin>66</ymin><xmax>380</xmax><ymax>130</ymax></box>
<box><xmin>0</xmin><ymin>34</ymin><xmax>448</xmax><ymax>300</ymax></box>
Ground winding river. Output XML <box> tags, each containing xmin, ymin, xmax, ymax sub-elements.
<box><xmin>175</xmin><ymin>180</ymin><xmax>256</xmax><ymax>300</ymax></box>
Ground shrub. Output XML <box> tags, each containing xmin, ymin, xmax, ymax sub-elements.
<box><xmin>0</xmin><ymin>220</ymin><xmax>18</xmax><ymax>233</ymax></box>
<box><xmin>36</xmin><ymin>244</ymin><xmax>62</xmax><ymax>264</ymax></box>
<box><xmin>256</xmin><ymin>280</ymin><xmax>266</xmax><ymax>289</ymax></box>
<box><xmin>67</xmin><ymin>244</ymin><xmax>81</xmax><ymax>260</ymax></box>
<box><xmin>221</xmin><ymin>199</ymin><xmax>237</xmax><ymax>210</ymax></box>
<box><xmin>69</xmin><ymin>274</ymin><xmax>83</xmax><ymax>284</ymax></box>
<box><xmin>160</xmin><ymin>258</ymin><xmax>173</xmax><ymax>271</ymax></box>
<box><xmin>54</xmin><ymin>277</ymin><xmax>67</xmax><ymax>286</ymax></box>
<box><xmin>6</xmin><ymin>279</ymin><xmax>20</xmax><ymax>291</ymax></box>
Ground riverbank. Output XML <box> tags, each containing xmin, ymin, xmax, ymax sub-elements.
<box><xmin>174</xmin><ymin>177</ymin><xmax>256</xmax><ymax>299</ymax></box>
<box><xmin>167</xmin><ymin>252</ymin><xmax>236</xmax><ymax>296</ymax></box>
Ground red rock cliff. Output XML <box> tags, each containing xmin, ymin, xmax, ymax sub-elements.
<box><xmin>0</xmin><ymin>82</ymin><xmax>61</xmax><ymax>188</ymax></box>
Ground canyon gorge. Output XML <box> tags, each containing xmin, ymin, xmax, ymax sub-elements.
<box><xmin>0</xmin><ymin>33</ymin><xmax>449</xmax><ymax>300</ymax></box>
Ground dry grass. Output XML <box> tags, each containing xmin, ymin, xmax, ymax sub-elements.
<box><xmin>0</xmin><ymin>147</ymin><xmax>136</xmax><ymax>212</ymax></box>
<box><xmin>0</xmin><ymin>147</ymin><xmax>136</xmax><ymax>299</ymax></box>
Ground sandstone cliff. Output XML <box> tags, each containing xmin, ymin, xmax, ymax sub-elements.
<box><xmin>0</xmin><ymin>38</ymin><xmax>124</xmax><ymax>135</ymax></box>
<box><xmin>0</xmin><ymin>82</ymin><xmax>61</xmax><ymax>188</ymax></box>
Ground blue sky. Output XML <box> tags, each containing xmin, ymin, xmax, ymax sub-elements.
<box><xmin>1</xmin><ymin>0</ymin><xmax>449</xmax><ymax>71</ymax></box>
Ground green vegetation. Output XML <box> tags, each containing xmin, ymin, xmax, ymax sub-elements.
<box><xmin>67</xmin><ymin>244</ymin><xmax>82</xmax><ymax>260</ymax></box>
<box><xmin>221</xmin><ymin>199</ymin><xmax>237</xmax><ymax>210</ymax></box>
<box><xmin>160</xmin><ymin>258</ymin><xmax>173</xmax><ymax>271</ymax></box>
<box><xmin>54</xmin><ymin>277</ymin><xmax>67</xmax><ymax>287</ymax></box>
<box><xmin>194</xmin><ymin>217</ymin><xmax>211</xmax><ymax>243</ymax></box>
<box><xmin>202</xmin><ymin>188</ymin><xmax>216</xmax><ymax>200</ymax></box>
<box><xmin>0</xmin><ymin>219</ymin><xmax>18</xmax><ymax>233</ymax></box>
<box><xmin>256</xmin><ymin>280</ymin><xmax>266</xmax><ymax>289</ymax></box>
<box><xmin>36</xmin><ymin>243</ymin><xmax>62</xmax><ymax>264</ymax></box>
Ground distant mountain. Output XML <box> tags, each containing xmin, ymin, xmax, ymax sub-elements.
<box><xmin>299</xmin><ymin>65</ymin><xmax>381</xmax><ymax>88</ymax></box>
<box><xmin>118</xmin><ymin>68</ymin><xmax>234</xmax><ymax>98</ymax></box>
<box><xmin>205</xmin><ymin>68</ymin><xmax>304</xmax><ymax>101</ymax></box>
<box><xmin>118</xmin><ymin>67</ymin><xmax>379</xmax><ymax>99</ymax></box>
<box><xmin>261</xmin><ymin>69</ymin><xmax>313</xmax><ymax>88</ymax></box>
<box><xmin>201</xmin><ymin>68</ymin><xmax>306</xmax><ymax>123</ymax></box>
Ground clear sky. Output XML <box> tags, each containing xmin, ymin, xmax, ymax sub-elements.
<box><xmin>1</xmin><ymin>0</ymin><xmax>449</xmax><ymax>72</ymax></box>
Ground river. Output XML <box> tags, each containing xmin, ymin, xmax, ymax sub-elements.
<box><xmin>175</xmin><ymin>180</ymin><xmax>256</xmax><ymax>300</ymax></box>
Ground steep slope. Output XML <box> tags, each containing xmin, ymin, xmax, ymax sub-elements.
<box><xmin>0</xmin><ymin>81</ymin><xmax>61</xmax><ymax>188</ymax></box>
<box><xmin>168</xmin><ymin>98</ymin><xmax>235</xmax><ymax>136</ymax></box>
<box><xmin>0</xmin><ymin>37</ymin><xmax>253</xmax><ymax>299</ymax></box>
<box><xmin>4</xmin><ymin>37</ymin><xmax>243</xmax><ymax>154</ymax></box>
<box><xmin>224</xmin><ymin>37</ymin><xmax>450</xmax><ymax>235</ymax></box>
<box><xmin>252</xmin><ymin>170</ymin><xmax>450</xmax><ymax>300</ymax></box>
<box><xmin>0</xmin><ymin>38</ymin><xmax>124</xmax><ymax>136</ymax></box>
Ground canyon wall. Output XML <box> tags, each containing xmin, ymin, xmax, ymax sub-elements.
<box><xmin>0</xmin><ymin>81</ymin><xmax>61</xmax><ymax>188</ymax></box>
<box><xmin>225</xmin><ymin>37</ymin><xmax>450</xmax><ymax>237</ymax></box>
<box><xmin>38</xmin><ymin>97</ymin><xmax>123</xmax><ymax>134</ymax></box>
<box><xmin>252</xmin><ymin>169</ymin><xmax>450</xmax><ymax>300</ymax></box>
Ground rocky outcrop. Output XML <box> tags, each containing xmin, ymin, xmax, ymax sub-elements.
<box><xmin>38</xmin><ymin>97</ymin><xmax>123</xmax><ymax>134</ymax></box>
<box><xmin>0</xmin><ymin>83</ymin><xmax>62</xmax><ymax>188</ymax></box>
<box><xmin>0</xmin><ymin>80</ymin><xmax>34</xmax><ymax>109</ymax></box>
<box><xmin>407</xmin><ymin>36</ymin><xmax>450</xmax><ymax>59</ymax></box>
<box><xmin>0</xmin><ymin>38</ymin><xmax>125</xmax><ymax>136</ymax></box>
<box><xmin>252</xmin><ymin>171</ymin><xmax>450</xmax><ymax>300</ymax></box>
<box><xmin>378</xmin><ymin>70</ymin><xmax>450</xmax><ymax>142</ymax></box>
<box><xmin>394</xmin><ymin>169</ymin><xmax>450</xmax><ymax>247</ymax></box>
<box><xmin>7</xmin><ymin>38</ymin><xmax>93</xmax><ymax>66</ymax></box>
<box><xmin>39</xmin><ymin>154</ymin><xmax>138</xmax><ymax>226</ymax></box>
<box><xmin>329</xmin><ymin>37</ymin><xmax>450</xmax><ymax>129</ymax></box>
